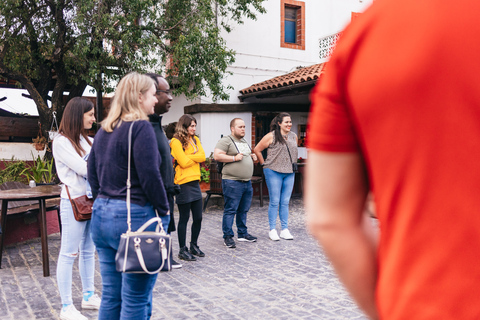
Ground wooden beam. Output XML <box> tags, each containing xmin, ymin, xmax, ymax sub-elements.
<box><xmin>184</xmin><ymin>103</ymin><xmax>310</xmax><ymax>114</ymax></box>
<box><xmin>0</xmin><ymin>117</ymin><xmax>38</xmax><ymax>138</ymax></box>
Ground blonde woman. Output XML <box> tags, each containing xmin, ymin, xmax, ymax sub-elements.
<box><xmin>170</xmin><ymin>114</ymin><xmax>206</xmax><ymax>261</ymax></box>
<box><xmin>87</xmin><ymin>72</ymin><xmax>169</xmax><ymax>320</ymax></box>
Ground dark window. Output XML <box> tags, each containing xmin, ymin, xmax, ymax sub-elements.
<box><xmin>284</xmin><ymin>7</ymin><xmax>297</xmax><ymax>44</ymax></box>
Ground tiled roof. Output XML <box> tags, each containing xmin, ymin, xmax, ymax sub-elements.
<box><xmin>239</xmin><ymin>63</ymin><xmax>325</xmax><ymax>95</ymax></box>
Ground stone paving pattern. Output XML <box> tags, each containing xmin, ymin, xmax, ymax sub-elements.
<box><xmin>0</xmin><ymin>196</ymin><xmax>368</xmax><ymax>320</ymax></box>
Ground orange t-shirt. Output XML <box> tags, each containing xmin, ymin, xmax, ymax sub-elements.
<box><xmin>308</xmin><ymin>0</ymin><xmax>480</xmax><ymax>319</ymax></box>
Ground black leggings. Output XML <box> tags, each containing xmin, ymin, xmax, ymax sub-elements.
<box><xmin>177</xmin><ymin>199</ymin><xmax>203</xmax><ymax>248</ymax></box>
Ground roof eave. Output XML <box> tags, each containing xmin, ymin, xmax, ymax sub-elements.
<box><xmin>238</xmin><ymin>80</ymin><xmax>316</xmax><ymax>102</ymax></box>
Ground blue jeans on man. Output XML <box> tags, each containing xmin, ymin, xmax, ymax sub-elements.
<box><xmin>222</xmin><ymin>179</ymin><xmax>253</xmax><ymax>238</ymax></box>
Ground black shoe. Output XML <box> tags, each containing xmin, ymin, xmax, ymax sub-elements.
<box><xmin>178</xmin><ymin>247</ymin><xmax>196</xmax><ymax>261</ymax></box>
<box><xmin>224</xmin><ymin>236</ymin><xmax>236</xmax><ymax>248</ymax></box>
<box><xmin>190</xmin><ymin>242</ymin><xmax>205</xmax><ymax>257</ymax></box>
<box><xmin>171</xmin><ymin>259</ymin><xmax>182</xmax><ymax>269</ymax></box>
<box><xmin>238</xmin><ymin>234</ymin><xmax>257</xmax><ymax>242</ymax></box>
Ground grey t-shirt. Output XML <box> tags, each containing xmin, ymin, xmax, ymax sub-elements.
<box><xmin>215</xmin><ymin>135</ymin><xmax>254</xmax><ymax>181</ymax></box>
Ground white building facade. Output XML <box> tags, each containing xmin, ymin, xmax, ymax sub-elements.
<box><xmin>161</xmin><ymin>0</ymin><xmax>374</xmax><ymax>156</ymax></box>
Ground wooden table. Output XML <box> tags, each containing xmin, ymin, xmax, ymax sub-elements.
<box><xmin>0</xmin><ymin>184</ymin><xmax>62</xmax><ymax>277</ymax></box>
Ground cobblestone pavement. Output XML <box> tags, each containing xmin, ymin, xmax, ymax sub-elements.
<box><xmin>0</xmin><ymin>196</ymin><xmax>368</xmax><ymax>320</ymax></box>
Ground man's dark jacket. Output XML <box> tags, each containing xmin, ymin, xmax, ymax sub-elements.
<box><xmin>149</xmin><ymin>113</ymin><xmax>177</xmax><ymax>232</ymax></box>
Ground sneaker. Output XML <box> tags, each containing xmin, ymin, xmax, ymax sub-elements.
<box><xmin>280</xmin><ymin>229</ymin><xmax>294</xmax><ymax>240</ymax></box>
<box><xmin>60</xmin><ymin>304</ymin><xmax>88</xmax><ymax>320</ymax></box>
<box><xmin>190</xmin><ymin>242</ymin><xmax>205</xmax><ymax>257</ymax></box>
<box><xmin>224</xmin><ymin>236</ymin><xmax>236</xmax><ymax>248</ymax></box>
<box><xmin>238</xmin><ymin>234</ymin><xmax>257</xmax><ymax>242</ymax></box>
<box><xmin>269</xmin><ymin>229</ymin><xmax>280</xmax><ymax>241</ymax></box>
<box><xmin>171</xmin><ymin>259</ymin><xmax>182</xmax><ymax>269</ymax></box>
<box><xmin>82</xmin><ymin>293</ymin><xmax>101</xmax><ymax>310</ymax></box>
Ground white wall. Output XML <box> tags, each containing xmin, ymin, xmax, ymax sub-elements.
<box><xmin>193</xmin><ymin>112</ymin><xmax>252</xmax><ymax>156</ymax></box>
<box><xmin>290</xmin><ymin>112</ymin><xmax>309</xmax><ymax>159</ymax></box>
<box><xmin>202</xmin><ymin>0</ymin><xmax>375</xmax><ymax>104</ymax></box>
<box><xmin>0</xmin><ymin>143</ymin><xmax>46</xmax><ymax>161</ymax></box>
<box><xmin>161</xmin><ymin>94</ymin><xmax>198</xmax><ymax>126</ymax></box>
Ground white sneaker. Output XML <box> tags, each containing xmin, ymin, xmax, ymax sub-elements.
<box><xmin>269</xmin><ymin>229</ymin><xmax>280</xmax><ymax>241</ymax></box>
<box><xmin>280</xmin><ymin>229</ymin><xmax>294</xmax><ymax>240</ymax></box>
<box><xmin>81</xmin><ymin>293</ymin><xmax>101</xmax><ymax>310</ymax></box>
<box><xmin>60</xmin><ymin>304</ymin><xmax>88</xmax><ymax>320</ymax></box>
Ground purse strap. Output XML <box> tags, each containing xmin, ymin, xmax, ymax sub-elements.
<box><xmin>285</xmin><ymin>137</ymin><xmax>294</xmax><ymax>165</ymax></box>
<box><xmin>126</xmin><ymin>121</ymin><xmax>135</xmax><ymax>233</ymax></box>
<box><xmin>65</xmin><ymin>185</ymin><xmax>76</xmax><ymax>210</ymax></box>
<box><xmin>125</xmin><ymin>121</ymin><xmax>168</xmax><ymax>234</ymax></box>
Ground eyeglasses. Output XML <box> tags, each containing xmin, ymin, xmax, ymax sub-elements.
<box><xmin>156</xmin><ymin>89</ymin><xmax>172</xmax><ymax>95</ymax></box>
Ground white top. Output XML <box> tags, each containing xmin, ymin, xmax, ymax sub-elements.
<box><xmin>52</xmin><ymin>134</ymin><xmax>93</xmax><ymax>199</ymax></box>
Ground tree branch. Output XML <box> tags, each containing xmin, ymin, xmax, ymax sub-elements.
<box><xmin>153</xmin><ymin>9</ymin><xmax>199</xmax><ymax>34</ymax></box>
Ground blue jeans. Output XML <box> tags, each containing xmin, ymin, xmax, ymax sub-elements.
<box><xmin>263</xmin><ymin>168</ymin><xmax>295</xmax><ymax>230</ymax></box>
<box><xmin>57</xmin><ymin>198</ymin><xmax>95</xmax><ymax>305</ymax></box>
<box><xmin>91</xmin><ymin>198</ymin><xmax>161</xmax><ymax>320</ymax></box>
<box><xmin>222</xmin><ymin>179</ymin><xmax>253</xmax><ymax>238</ymax></box>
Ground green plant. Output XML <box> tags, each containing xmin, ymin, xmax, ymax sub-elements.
<box><xmin>205</xmin><ymin>152</ymin><xmax>214</xmax><ymax>167</ymax></box>
<box><xmin>21</xmin><ymin>154</ymin><xmax>57</xmax><ymax>184</ymax></box>
<box><xmin>0</xmin><ymin>158</ymin><xmax>28</xmax><ymax>184</ymax></box>
<box><xmin>200</xmin><ymin>152</ymin><xmax>214</xmax><ymax>183</ymax></box>
<box><xmin>43</xmin><ymin>157</ymin><xmax>56</xmax><ymax>183</ymax></box>
<box><xmin>200</xmin><ymin>166</ymin><xmax>210</xmax><ymax>184</ymax></box>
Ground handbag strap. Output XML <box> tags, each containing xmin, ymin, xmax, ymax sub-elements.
<box><xmin>285</xmin><ymin>138</ymin><xmax>294</xmax><ymax>164</ymax></box>
<box><xmin>126</xmin><ymin>121</ymin><xmax>135</xmax><ymax>233</ymax></box>
<box><xmin>65</xmin><ymin>185</ymin><xmax>77</xmax><ymax>209</ymax></box>
<box><xmin>126</xmin><ymin>121</ymin><xmax>168</xmax><ymax>234</ymax></box>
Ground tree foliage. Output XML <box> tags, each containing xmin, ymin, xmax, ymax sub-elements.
<box><xmin>0</xmin><ymin>0</ymin><xmax>266</xmax><ymax>132</ymax></box>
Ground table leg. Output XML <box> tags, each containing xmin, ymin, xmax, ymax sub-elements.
<box><xmin>0</xmin><ymin>200</ymin><xmax>8</xmax><ymax>269</ymax></box>
<box><xmin>38</xmin><ymin>199</ymin><xmax>50</xmax><ymax>277</ymax></box>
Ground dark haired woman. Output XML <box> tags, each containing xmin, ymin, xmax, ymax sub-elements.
<box><xmin>170</xmin><ymin>114</ymin><xmax>206</xmax><ymax>261</ymax></box>
<box><xmin>253</xmin><ymin>113</ymin><xmax>298</xmax><ymax>241</ymax></box>
<box><xmin>53</xmin><ymin>97</ymin><xmax>100</xmax><ymax>320</ymax></box>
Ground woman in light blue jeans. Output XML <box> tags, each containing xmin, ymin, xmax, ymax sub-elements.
<box><xmin>254</xmin><ymin>113</ymin><xmax>298</xmax><ymax>241</ymax></box>
<box><xmin>263</xmin><ymin>168</ymin><xmax>295</xmax><ymax>231</ymax></box>
<box><xmin>53</xmin><ymin>97</ymin><xmax>100</xmax><ymax>320</ymax></box>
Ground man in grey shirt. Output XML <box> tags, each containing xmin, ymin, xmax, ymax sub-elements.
<box><xmin>214</xmin><ymin>118</ymin><xmax>258</xmax><ymax>248</ymax></box>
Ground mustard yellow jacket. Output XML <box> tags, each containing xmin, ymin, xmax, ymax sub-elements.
<box><xmin>170</xmin><ymin>136</ymin><xmax>206</xmax><ymax>185</ymax></box>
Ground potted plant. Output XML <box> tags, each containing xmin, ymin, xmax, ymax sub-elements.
<box><xmin>199</xmin><ymin>153</ymin><xmax>214</xmax><ymax>191</ymax></box>
<box><xmin>200</xmin><ymin>165</ymin><xmax>210</xmax><ymax>191</ymax></box>
<box><xmin>32</xmin><ymin>135</ymin><xmax>47</xmax><ymax>151</ymax></box>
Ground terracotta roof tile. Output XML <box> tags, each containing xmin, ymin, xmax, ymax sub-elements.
<box><xmin>239</xmin><ymin>63</ymin><xmax>326</xmax><ymax>95</ymax></box>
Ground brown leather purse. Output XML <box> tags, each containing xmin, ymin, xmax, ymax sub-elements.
<box><xmin>65</xmin><ymin>185</ymin><xmax>93</xmax><ymax>221</ymax></box>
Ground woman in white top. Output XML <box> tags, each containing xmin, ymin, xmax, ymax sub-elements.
<box><xmin>52</xmin><ymin>97</ymin><xmax>100</xmax><ymax>320</ymax></box>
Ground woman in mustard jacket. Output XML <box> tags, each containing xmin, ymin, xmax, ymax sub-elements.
<box><xmin>170</xmin><ymin>114</ymin><xmax>206</xmax><ymax>261</ymax></box>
